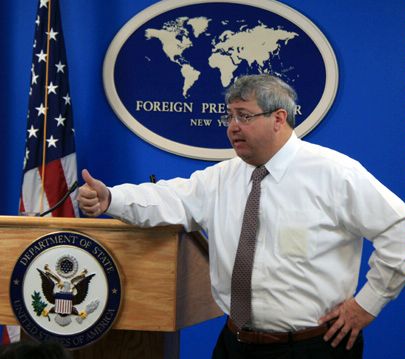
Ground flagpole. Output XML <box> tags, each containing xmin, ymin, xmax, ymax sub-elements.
<box><xmin>40</xmin><ymin>0</ymin><xmax>52</xmax><ymax>213</ymax></box>
<box><xmin>20</xmin><ymin>0</ymin><xmax>79</xmax><ymax>217</ymax></box>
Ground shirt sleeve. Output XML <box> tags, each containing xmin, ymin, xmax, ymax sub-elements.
<box><xmin>105</xmin><ymin>165</ymin><xmax>220</xmax><ymax>232</ymax></box>
<box><xmin>337</xmin><ymin>163</ymin><xmax>405</xmax><ymax>316</ymax></box>
<box><xmin>355</xmin><ymin>219</ymin><xmax>405</xmax><ymax>316</ymax></box>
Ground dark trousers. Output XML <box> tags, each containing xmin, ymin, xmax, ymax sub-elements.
<box><xmin>212</xmin><ymin>324</ymin><xmax>363</xmax><ymax>359</ymax></box>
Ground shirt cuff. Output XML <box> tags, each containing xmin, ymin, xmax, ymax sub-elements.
<box><xmin>355</xmin><ymin>282</ymin><xmax>390</xmax><ymax>317</ymax></box>
<box><xmin>105</xmin><ymin>186</ymin><xmax>126</xmax><ymax>217</ymax></box>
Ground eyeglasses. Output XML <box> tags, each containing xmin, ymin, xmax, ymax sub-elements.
<box><xmin>220</xmin><ymin>110</ymin><xmax>275</xmax><ymax>126</ymax></box>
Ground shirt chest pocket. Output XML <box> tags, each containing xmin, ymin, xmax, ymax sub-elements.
<box><xmin>275</xmin><ymin>210</ymin><xmax>322</xmax><ymax>260</ymax></box>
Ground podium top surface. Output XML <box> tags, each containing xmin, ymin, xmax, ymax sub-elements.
<box><xmin>0</xmin><ymin>215</ymin><xmax>183</xmax><ymax>233</ymax></box>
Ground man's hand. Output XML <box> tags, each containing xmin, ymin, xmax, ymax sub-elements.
<box><xmin>77</xmin><ymin>169</ymin><xmax>111</xmax><ymax>217</ymax></box>
<box><xmin>319</xmin><ymin>298</ymin><xmax>374</xmax><ymax>350</ymax></box>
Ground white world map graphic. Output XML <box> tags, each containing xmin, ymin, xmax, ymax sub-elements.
<box><xmin>145</xmin><ymin>16</ymin><xmax>299</xmax><ymax>98</ymax></box>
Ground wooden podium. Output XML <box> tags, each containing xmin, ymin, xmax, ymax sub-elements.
<box><xmin>0</xmin><ymin>216</ymin><xmax>222</xmax><ymax>358</ymax></box>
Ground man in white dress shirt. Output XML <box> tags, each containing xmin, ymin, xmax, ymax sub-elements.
<box><xmin>77</xmin><ymin>75</ymin><xmax>405</xmax><ymax>359</ymax></box>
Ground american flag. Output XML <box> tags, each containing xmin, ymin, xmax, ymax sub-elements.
<box><xmin>0</xmin><ymin>326</ymin><xmax>20</xmax><ymax>345</ymax></box>
<box><xmin>19</xmin><ymin>0</ymin><xmax>79</xmax><ymax>217</ymax></box>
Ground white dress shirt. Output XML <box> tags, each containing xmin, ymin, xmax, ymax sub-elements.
<box><xmin>107</xmin><ymin>132</ymin><xmax>405</xmax><ymax>331</ymax></box>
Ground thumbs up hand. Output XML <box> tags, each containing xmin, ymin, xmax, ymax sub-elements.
<box><xmin>77</xmin><ymin>169</ymin><xmax>111</xmax><ymax>217</ymax></box>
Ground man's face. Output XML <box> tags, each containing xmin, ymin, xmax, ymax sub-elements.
<box><xmin>226</xmin><ymin>98</ymin><xmax>276</xmax><ymax>166</ymax></box>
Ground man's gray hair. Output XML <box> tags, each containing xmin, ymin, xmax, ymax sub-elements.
<box><xmin>225</xmin><ymin>74</ymin><xmax>297</xmax><ymax>128</ymax></box>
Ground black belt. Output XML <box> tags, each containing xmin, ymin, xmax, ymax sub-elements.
<box><xmin>227</xmin><ymin>318</ymin><xmax>330</xmax><ymax>344</ymax></box>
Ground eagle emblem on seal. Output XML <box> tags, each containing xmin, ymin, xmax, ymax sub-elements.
<box><xmin>32</xmin><ymin>254</ymin><xmax>99</xmax><ymax>326</ymax></box>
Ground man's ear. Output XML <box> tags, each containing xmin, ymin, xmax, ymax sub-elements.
<box><xmin>273</xmin><ymin>109</ymin><xmax>288</xmax><ymax>131</ymax></box>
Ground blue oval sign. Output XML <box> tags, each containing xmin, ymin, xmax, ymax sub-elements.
<box><xmin>104</xmin><ymin>0</ymin><xmax>338</xmax><ymax>160</ymax></box>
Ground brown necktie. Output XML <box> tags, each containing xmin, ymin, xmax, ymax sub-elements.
<box><xmin>230</xmin><ymin>165</ymin><xmax>269</xmax><ymax>329</ymax></box>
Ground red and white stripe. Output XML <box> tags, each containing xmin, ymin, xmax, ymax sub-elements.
<box><xmin>55</xmin><ymin>299</ymin><xmax>73</xmax><ymax>315</ymax></box>
<box><xmin>2</xmin><ymin>326</ymin><xmax>20</xmax><ymax>344</ymax></box>
<box><xmin>19</xmin><ymin>153</ymin><xmax>79</xmax><ymax>217</ymax></box>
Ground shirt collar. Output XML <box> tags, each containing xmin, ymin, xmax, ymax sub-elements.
<box><xmin>264</xmin><ymin>131</ymin><xmax>300</xmax><ymax>183</ymax></box>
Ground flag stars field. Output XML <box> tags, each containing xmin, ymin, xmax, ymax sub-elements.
<box><xmin>31</xmin><ymin>71</ymin><xmax>39</xmax><ymax>85</ymax></box>
<box><xmin>27</xmin><ymin>125</ymin><xmax>39</xmax><ymax>138</ymax></box>
<box><xmin>23</xmin><ymin>148</ymin><xmax>30</xmax><ymax>169</ymax></box>
<box><xmin>40</xmin><ymin>0</ymin><xmax>48</xmax><ymax>9</ymax></box>
<box><xmin>63</xmin><ymin>93</ymin><xmax>71</xmax><ymax>105</ymax></box>
<box><xmin>55</xmin><ymin>114</ymin><xmax>66</xmax><ymax>127</ymax></box>
<box><xmin>35</xmin><ymin>103</ymin><xmax>47</xmax><ymax>116</ymax></box>
<box><xmin>46</xmin><ymin>28</ymin><xmax>58</xmax><ymax>41</ymax></box>
<box><xmin>46</xmin><ymin>135</ymin><xmax>59</xmax><ymax>148</ymax></box>
<box><xmin>55</xmin><ymin>61</ymin><xmax>65</xmax><ymax>73</ymax></box>
<box><xmin>36</xmin><ymin>49</ymin><xmax>47</xmax><ymax>63</ymax></box>
<box><xmin>47</xmin><ymin>82</ymin><xmax>58</xmax><ymax>94</ymax></box>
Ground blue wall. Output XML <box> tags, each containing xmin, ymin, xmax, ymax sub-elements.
<box><xmin>0</xmin><ymin>1</ymin><xmax>404</xmax><ymax>358</ymax></box>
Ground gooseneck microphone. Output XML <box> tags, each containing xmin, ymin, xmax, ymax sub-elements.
<box><xmin>39</xmin><ymin>181</ymin><xmax>78</xmax><ymax>217</ymax></box>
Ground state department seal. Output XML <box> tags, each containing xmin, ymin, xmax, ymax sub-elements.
<box><xmin>9</xmin><ymin>231</ymin><xmax>122</xmax><ymax>349</ymax></box>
